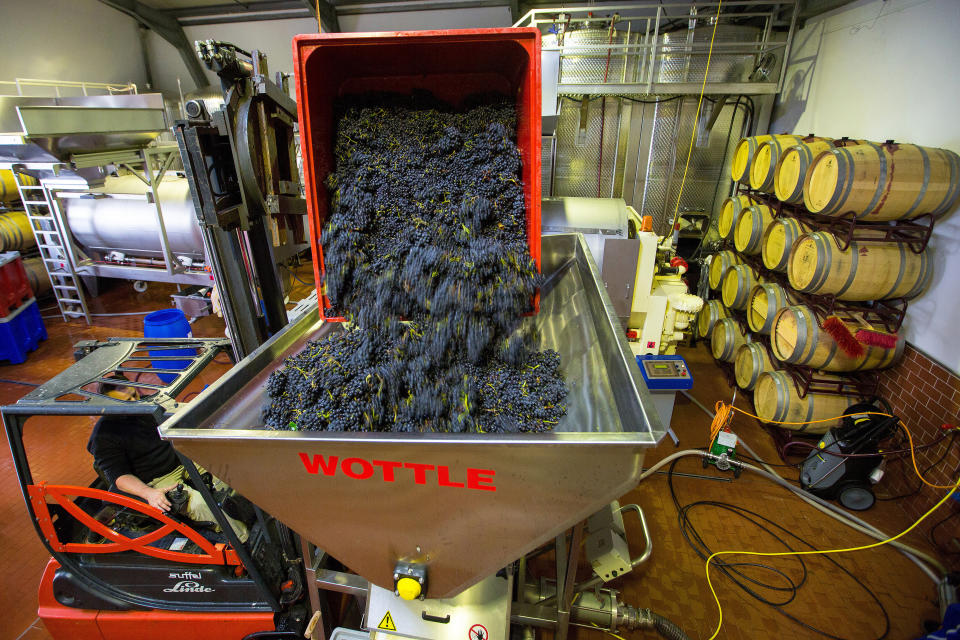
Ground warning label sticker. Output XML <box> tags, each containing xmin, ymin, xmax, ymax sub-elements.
<box><xmin>468</xmin><ymin>624</ymin><xmax>488</xmax><ymax>640</ymax></box>
<box><xmin>377</xmin><ymin>611</ymin><xmax>397</xmax><ymax>632</ymax></box>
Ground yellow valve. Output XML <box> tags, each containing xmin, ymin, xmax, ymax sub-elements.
<box><xmin>396</xmin><ymin>577</ymin><xmax>421</xmax><ymax>600</ymax></box>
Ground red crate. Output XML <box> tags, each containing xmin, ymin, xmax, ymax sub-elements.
<box><xmin>292</xmin><ymin>28</ymin><xmax>542</xmax><ymax>321</ymax></box>
<box><xmin>0</xmin><ymin>252</ymin><xmax>32</xmax><ymax>318</ymax></box>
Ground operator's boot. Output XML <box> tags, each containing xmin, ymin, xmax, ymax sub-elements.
<box><xmin>219</xmin><ymin>492</ymin><xmax>257</xmax><ymax>525</ymax></box>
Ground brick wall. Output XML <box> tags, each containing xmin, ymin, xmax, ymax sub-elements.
<box><xmin>877</xmin><ymin>344</ymin><xmax>960</xmax><ymax>563</ymax></box>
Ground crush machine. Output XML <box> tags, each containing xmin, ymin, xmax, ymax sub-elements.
<box><xmin>3</xmin><ymin>31</ymin><xmax>684</xmax><ymax>640</ymax></box>
<box><xmin>4</xmin><ymin>234</ymin><xmax>678</xmax><ymax>640</ymax></box>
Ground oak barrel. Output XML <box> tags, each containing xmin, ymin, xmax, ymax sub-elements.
<box><xmin>761</xmin><ymin>217</ymin><xmax>809</xmax><ymax>272</ymax></box>
<box><xmin>733</xmin><ymin>204</ymin><xmax>775</xmax><ymax>255</ymax></box>
<box><xmin>753</xmin><ymin>371</ymin><xmax>857</xmax><ymax>434</ymax></box>
<box><xmin>22</xmin><ymin>257</ymin><xmax>51</xmax><ymax>298</ymax></box>
<box><xmin>0</xmin><ymin>210</ymin><xmax>34</xmax><ymax>252</ymax></box>
<box><xmin>770</xmin><ymin>305</ymin><xmax>904</xmax><ymax>372</ymax></box>
<box><xmin>735</xmin><ymin>342</ymin><xmax>775</xmax><ymax>391</ymax></box>
<box><xmin>698</xmin><ymin>299</ymin><xmax>730</xmax><ymax>338</ymax></box>
<box><xmin>804</xmin><ymin>142</ymin><xmax>960</xmax><ymax>220</ymax></box>
<box><xmin>749</xmin><ymin>135</ymin><xmax>803</xmax><ymax>193</ymax></box>
<box><xmin>718</xmin><ymin>194</ymin><xmax>755</xmax><ymax>240</ymax></box>
<box><xmin>708</xmin><ymin>250</ymin><xmax>743</xmax><ymax>290</ymax></box>
<box><xmin>746</xmin><ymin>283</ymin><xmax>789</xmax><ymax>335</ymax></box>
<box><xmin>721</xmin><ymin>264</ymin><xmax>760</xmax><ymax>311</ymax></box>
<box><xmin>711</xmin><ymin>317</ymin><xmax>748</xmax><ymax>362</ymax></box>
<box><xmin>732</xmin><ymin>135</ymin><xmax>804</xmax><ymax>183</ymax></box>
<box><xmin>787</xmin><ymin>231</ymin><xmax>931</xmax><ymax>301</ymax></box>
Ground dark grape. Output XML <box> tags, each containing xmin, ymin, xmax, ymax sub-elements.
<box><xmin>263</xmin><ymin>92</ymin><xmax>567</xmax><ymax>434</ymax></box>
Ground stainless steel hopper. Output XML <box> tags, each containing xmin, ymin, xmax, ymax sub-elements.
<box><xmin>161</xmin><ymin>233</ymin><xmax>664</xmax><ymax>598</ymax></box>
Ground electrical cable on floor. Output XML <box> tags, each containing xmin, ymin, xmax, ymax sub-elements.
<box><xmin>928</xmin><ymin>510</ymin><xmax>960</xmax><ymax>555</ymax></box>
<box><xmin>670</xmin><ymin>0</ymin><xmax>723</xmax><ymax>233</ymax></box>
<box><xmin>667</xmin><ymin>458</ymin><xmax>891</xmax><ymax>640</ymax></box>
<box><xmin>878</xmin><ymin>432</ymin><xmax>957</xmax><ymax>500</ymax></box>
<box><xmin>640</xmin><ymin>449</ymin><xmax>945</xmax><ymax>581</ymax></box>
<box><xmin>720</xmin><ymin>402</ymin><xmax>959</xmax><ymax>490</ymax></box>
<box><xmin>703</xmin><ymin>479</ymin><xmax>958</xmax><ymax>640</ymax></box>
<box><xmin>682</xmin><ymin>396</ymin><xmax>947</xmax><ymax>579</ymax></box>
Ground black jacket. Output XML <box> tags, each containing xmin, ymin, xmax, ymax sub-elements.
<box><xmin>87</xmin><ymin>415</ymin><xmax>179</xmax><ymax>486</ymax></box>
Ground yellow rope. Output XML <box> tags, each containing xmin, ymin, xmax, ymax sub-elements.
<box><xmin>671</xmin><ymin>1</ymin><xmax>723</xmax><ymax>232</ymax></box>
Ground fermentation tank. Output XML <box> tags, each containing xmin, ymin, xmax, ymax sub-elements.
<box><xmin>62</xmin><ymin>175</ymin><xmax>204</xmax><ymax>263</ymax></box>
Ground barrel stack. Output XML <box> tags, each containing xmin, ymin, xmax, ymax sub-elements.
<box><xmin>697</xmin><ymin>133</ymin><xmax>957</xmax><ymax>434</ymax></box>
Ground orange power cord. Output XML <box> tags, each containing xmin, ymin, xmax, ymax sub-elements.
<box><xmin>710</xmin><ymin>400</ymin><xmax>959</xmax><ymax>490</ymax></box>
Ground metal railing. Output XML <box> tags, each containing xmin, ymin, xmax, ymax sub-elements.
<box><xmin>0</xmin><ymin>78</ymin><xmax>138</xmax><ymax>97</ymax></box>
<box><xmin>515</xmin><ymin>1</ymin><xmax>799</xmax><ymax>96</ymax></box>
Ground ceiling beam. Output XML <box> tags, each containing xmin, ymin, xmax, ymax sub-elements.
<box><xmin>333</xmin><ymin>0</ymin><xmax>510</xmax><ymax>15</ymax></box>
<box><xmin>98</xmin><ymin>0</ymin><xmax>208</xmax><ymax>88</ymax></box>
<box><xmin>302</xmin><ymin>0</ymin><xmax>340</xmax><ymax>31</ymax></box>
<box><xmin>167</xmin><ymin>1</ymin><xmax>307</xmax><ymax>19</ymax></box>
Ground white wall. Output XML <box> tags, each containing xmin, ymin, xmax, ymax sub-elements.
<box><xmin>147</xmin><ymin>7</ymin><xmax>513</xmax><ymax>94</ymax></box>
<box><xmin>1</xmin><ymin>0</ymin><xmax>146</xmax><ymax>91</ymax></box>
<box><xmin>771</xmin><ymin>0</ymin><xmax>960</xmax><ymax>374</ymax></box>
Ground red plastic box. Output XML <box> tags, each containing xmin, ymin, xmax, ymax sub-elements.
<box><xmin>0</xmin><ymin>251</ymin><xmax>32</xmax><ymax>318</ymax></box>
<box><xmin>292</xmin><ymin>28</ymin><xmax>542</xmax><ymax>321</ymax></box>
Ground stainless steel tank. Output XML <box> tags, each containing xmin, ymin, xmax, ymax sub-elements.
<box><xmin>63</xmin><ymin>175</ymin><xmax>204</xmax><ymax>261</ymax></box>
<box><xmin>161</xmin><ymin>234</ymin><xmax>665</xmax><ymax>598</ymax></box>
<box><xmin>656</xmin><ymin>24</ymin><xmax>766</xmax><ymax>84</ymax></box>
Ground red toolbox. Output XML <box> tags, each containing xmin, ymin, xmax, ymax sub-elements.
<box><xmin>292</xmin><ymin>28</ymin><xmax>542</xmax><ymax>320</ymax></box>
<box><xmin>0</xmin><ymin>251</ymin><xmax>33</xmax><ymax>318</ymax></box>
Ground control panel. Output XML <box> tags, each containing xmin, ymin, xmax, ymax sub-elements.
<box><xmin>635</xmin><ymin>354</ymin><xmax>693</xmax><ymax>390</ymax></box>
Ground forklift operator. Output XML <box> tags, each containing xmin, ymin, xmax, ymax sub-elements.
<box><xmin>87</xmin><ymin>378</ymin><xmax>250</xmax><ymax>543</ymax></box>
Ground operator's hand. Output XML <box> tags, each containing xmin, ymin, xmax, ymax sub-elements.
<box><xmin>145</xmin><ymin>486</ymin><xmax>175</xmax><ymax>512</ymax></box>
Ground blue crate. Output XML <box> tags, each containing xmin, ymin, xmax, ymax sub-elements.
<box><xmin>0</xmin><ymin>298</ymin><xmax>47</xmax><ymax>365</ymax></box>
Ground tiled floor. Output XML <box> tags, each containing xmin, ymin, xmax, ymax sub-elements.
<box><xmin>0</xmin><ymin>271</ymin><xmax>949</xmax><ymax>640</ymax></box>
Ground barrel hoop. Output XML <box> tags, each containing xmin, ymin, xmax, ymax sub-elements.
<box><xmin>779</xmin><ymin>221</ymin><xmax>794</xmax><ymax>269</ymax></box>
<box><xmin>744</xmin><ymin>139</ymin><xmax>758</xmax><ymax>177</ymax></box>
<box><xmin>903</xmin><ymin>145</ymin><xmax>931</xmax><ymax>218</ymax></box>
<box><xmin>772</xmin><ymin>373</ymin><xmax>788</xmax><ymax>423</ymax></box>
<box><xmin>803</xmin><ymin>393</ymin><xmax>814</xmax><ymax>430</ymax></box>
<box><xmin>882</xmin><ymin>243</ymin><xmax>908</xmax><ymax>300</ymax></box>
<box><xmin>934</xmin><ymin>150</ymin><xmax>960</xmax><ymax>215</ymax></box>
<box><xmin>736</xmin><ymin>266</ymin><xmax>751</xmax><ymax>308</ymax></box>
<box><xmin>835</xmin><ymin>240</ymin><xmax>860</xmax><ymax>297</ymax></box>
<box><xmin>722</xmin><ymin>323</ymin><xmax>733</xmax><ymax>360</ymax></box>
<box><xmin>861</xmin><ymin>142</ymin><xmax>888</xmax><ymax>218</ymax></box>
<box><xmin>806</xmin><ymin>233</ymin><xmax>832</xmax><ymax>292</ymax></box>
<box><xmin>781</xmin><ymin>220</ymin><xmax>798</xmax><ymax>269</ymax></box>
<box><xmin>823</xmin><ymin>330</ymin><xmax>839</xmax><ymax>368</ymax></box>
<box><xmin>751</xmin><ymin>208</ymin><xmax>763</xmax><ymax>252</ymax></box>
<box><xmin>764</xmin><ymin>286</ymin><xmax>778</xmax><ymax>333</ymax></box>
<box><xmin>826</xmin><ymin>148</ymin><xmax>856</xmax><ymax>216</ymax></box>
<box><xmin>795</xmin><ymin>307</ymin><xmax>813</xmax><ymax>364</ymax></box>
<box><xmin>904</xmin><ymin>250</ymin><xmax>930</xmax><ymax>299</ymax></box>
<box><xmin>788</xmin><ymin>147</ymin><xmax>809</xmax><ymax>202</ymax></box>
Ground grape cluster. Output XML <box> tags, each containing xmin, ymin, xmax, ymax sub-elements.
<box><xmin>263</xmin><ymin>92</ymin><xmax>567</xmax><ymax>434</ymax></box>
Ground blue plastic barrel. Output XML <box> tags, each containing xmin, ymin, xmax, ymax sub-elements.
<box><xmin>143</xmin><ymin>309</ymin><xmax>194</xmax><ymax>383</ymax></box>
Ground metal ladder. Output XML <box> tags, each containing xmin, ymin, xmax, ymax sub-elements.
<box><xmin>13</xmin><ymin>173</ymin><xmax>91</xmax><ymax>323</ymax></box>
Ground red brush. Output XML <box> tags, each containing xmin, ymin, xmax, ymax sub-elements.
<box><xmin>856</xmin><ymin>328</ymin><xmax>899</xmax><ymax>349</ymax></box>
<box><xmin>822</xmin><ymin>316</ymin><xmax>865</xmax><ymax>358</ymax></box>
